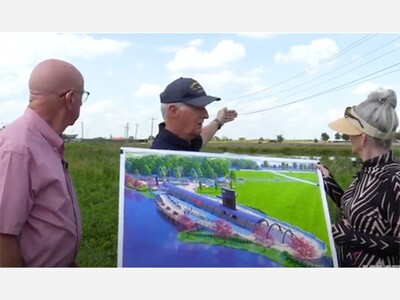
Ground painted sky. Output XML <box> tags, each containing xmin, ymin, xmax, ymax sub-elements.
<box><xmin>1</xmin><ymin>32</ymin><xmax>399</xmax><ymax>140</ymax></box>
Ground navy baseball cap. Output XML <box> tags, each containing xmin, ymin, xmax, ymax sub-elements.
<box><xmin>160</xmin><ymin>77</ymin><xmax>221</xmax><ymax>107</ymax></box>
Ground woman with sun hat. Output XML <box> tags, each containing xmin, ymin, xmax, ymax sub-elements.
<box><xmin>317</xmin><ymin>88</ymin><xmax>400</xmax><ymax>267</ymax></box>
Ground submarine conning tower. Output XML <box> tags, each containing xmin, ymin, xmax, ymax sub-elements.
<box><xmin>218</xmin><ymin>187</ymin><xmax>237</xmax><ymax>210</ymax></box>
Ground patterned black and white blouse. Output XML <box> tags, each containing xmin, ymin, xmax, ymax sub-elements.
<box><xmin>322</xmin><ymin>150</ymin><xmax>400</xmax><ymax>267</ymax></box>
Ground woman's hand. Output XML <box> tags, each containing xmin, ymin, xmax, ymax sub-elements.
<box><xmin>316</xmin><ymin>162</ymin><xmax>330</xmax><ymax>178</ymax></box>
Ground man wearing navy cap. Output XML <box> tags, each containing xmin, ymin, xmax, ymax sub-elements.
<box><xmin>151</xmin><ymin>77</ymin><xmax>238</xmax><ymax>151</ymax></box>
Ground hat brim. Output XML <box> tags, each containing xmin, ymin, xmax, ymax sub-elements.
<box><xmin>328</xmin><ymin>117</ymin><xmax>364</xmax><ymax>136</ymax></box>
<box><xmin>184</xmin><ymin>95</ymin><xmax>221</xmax><ymax>107</ymax></box>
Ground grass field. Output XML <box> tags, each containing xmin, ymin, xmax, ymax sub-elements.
<box><xmin>235</xmin><ymin>170</ymin><xmax>329</xmax><ymax>249</ymax></box>
<box><xmin>64</xmin><ymin>140</ymin><xmax>400</xmax><ymax>267</ymax></box>
<box><xmin>198</xmin><ymin>169</ymin><xmax>330</xmax><ymax>254</ymax></box>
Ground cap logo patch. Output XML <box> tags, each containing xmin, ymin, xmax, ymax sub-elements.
<box><xmin>190</xmin><ymin>81</ymin><xmax>204</xmax><ymax>94</ymax></box>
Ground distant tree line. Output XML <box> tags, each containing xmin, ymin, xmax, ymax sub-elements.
<box><xmin>221</xmin><ymin>133</ymin><xmax>350</xmax><ymax>144</ymax></box>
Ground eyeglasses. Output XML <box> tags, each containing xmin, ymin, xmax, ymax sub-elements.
<box><xmin>344</xmin><ymin>106</ymin><xmax>364</xmax><ymax>129</ymax></box>
<box><xmin>60</xmin><ymin>90</ymin><xmax>90</xmax><ymax>103</ymax></box>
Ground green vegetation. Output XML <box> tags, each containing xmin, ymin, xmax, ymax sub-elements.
<box><xmin>178</xmin><ymin>231</ymin><xmax>316</xmax><ymax>267</ymax></box>
<box><xmin>235</xmin><ymin>170</ymin><xmax>328</xmax><ymax>246</ymax></box>
<box><xmin>203</xmin><ymin>141</ymin><xmax>355</xmax><ymax>157</ymax></box>
<box><xmin>64</xmin><ymin>140</ymin><xmax>400</xmax><ymax>267</ymax></box>
<box><xmin>197</xmin><ymin>169</ymin><xmax>330</xmax><ymax>255</ymax></box>
<box><xmin>65</xmin><ymin>142</ymin><xmax>121</xmax><ymax>267</ymax></box>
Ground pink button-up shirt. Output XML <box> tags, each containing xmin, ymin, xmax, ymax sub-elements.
<box><xmin>0</xmin><ymin>107</ymin><xmax>82</xmax><ymax>267</ymax></box>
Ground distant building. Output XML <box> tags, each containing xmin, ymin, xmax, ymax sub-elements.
<box><xmin>62</xmin><ymin>134</ymin><xmax>78</xmax><ymax>142</ymax></box>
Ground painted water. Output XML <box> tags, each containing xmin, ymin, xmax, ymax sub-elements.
<box><xmin>122</xmin><ymin>189</ymin><xmax>282</xmax><ymax>267</ymax></box>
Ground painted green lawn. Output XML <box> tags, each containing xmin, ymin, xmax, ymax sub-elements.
<box><xmin>199</xmin><ymin>169</ymin><xmax>331</xmax><ymax>254</ymax></box>
<box><xmin>237</xmin><ymin>170</ymin><xmax>329</xmax><ymax>251</ymax></box>
<box><xmin>277</xmin><ymin>171</ymin><xmax>319</xmax><ymax>183</ymax></box>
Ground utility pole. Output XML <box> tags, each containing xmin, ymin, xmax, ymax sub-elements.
<box><xmin>149</xmin><ymin>118</ymin><xmax>156</xmax><ymax>139</ymax></box>
<box><xmin>81</xmin><ymin>122</ymin><xmax>84</xmax><ymax>140</ymax></box>
<box><xmin>135</xmin><ymin>123</ymin><xmax>139</xmax><ymax>140</ymax></box>
<box><xmin>125</xmin><ymin>122</ymin><xmax>129</xmax><ymax>139</ymax></box>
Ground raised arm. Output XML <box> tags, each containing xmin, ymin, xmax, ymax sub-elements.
<box><xmin>200</xmin><ymin>107</ymin><xmax>238</xmax><ymax>146</ymax></box>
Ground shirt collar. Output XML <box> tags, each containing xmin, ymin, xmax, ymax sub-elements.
<box><xmin>23</xmin><ymin>107</ymin><xmax>64</xmax><ymax>152</ymax></box>
<box><xmin>362</xmin><ymin>150</ymin><xmax>395</xmax><ymax>169</ymax></box>
<box><xmin>157</xmin><ymin>122</ymin><xmax>202</xmax><ymax>151</ymax></box>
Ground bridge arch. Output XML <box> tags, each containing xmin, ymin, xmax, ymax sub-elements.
<box><xmin>282</xmin><ymin>229</ymin><xmax>294</xmax><ymax>243</ymax></box>
<box><xmin>266</xmin><ymin>223</ymin><xmax>282</xmax><ymax>239</ymax></box>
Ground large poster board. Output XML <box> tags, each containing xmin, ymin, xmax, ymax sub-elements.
<box><xmin>118</xmin><ymin>147</ymin><xmax>338</xmax><ymax>267</ymax></box>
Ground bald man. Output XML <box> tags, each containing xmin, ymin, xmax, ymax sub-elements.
<box><xmin>0</xmin><ymin>59</ymin><xmax>88</xmax><ymax>267</ymax></box>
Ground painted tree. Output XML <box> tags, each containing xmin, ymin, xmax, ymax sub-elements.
<box><xmin>173</xmin><ymin>166</ymin><xmax>182</xmax><ymax>179</ymax></box>
<box><xmin>158</xmin><ymin>166</ymin><xmax>167</xmax><ymax>178</ymax></box>
<box><xmin>289</xmin><ymin>236</ymin><xmax>317</xmax><ymax>259</ymax></box>
<box><xmin>213</xmin><ymin>219</ymin><xmax>233</xmax><ymax>239</ymax></box>
<box><xmin>214</xmin><ymin>180</ymin><xmax>220</xmax><ymax>190</ymax></box>
<box><xmin>125</xmin><ymin>174</ymin><xmax>135</xmax><ymax>188</ymax></box>
<box><xmin>253</xmin><ymin>224</ymin><xmax>275</xmax><ymax>248</ymax></box>
<box><xmin>142</xmin><ymin>165</ymin><xmax>151</xmax><ymax>176</ymax></box>
<box><xmin>203</xmin><ymin>162</ymin><xmax>217</xmax><ymax>179</ymax></box>
<box><xmin>190</xmin><ymin>168</ymin><xmax>198</xmax><ymax>180</ymax></box>
<box><xmin>196</xmin><ymin>167</ymin><xmax>203</xmax><ymax>178</ymax></box>
<box><xmin>177</xmin><ymin>215</ymin><xmax>197</xmax><ymax>232</ymax></box>
<box><xmin>179</xmin><ymin>165</ymin><xmax>185</xmax><ymax>177</ymax></box>
<box><xmin>281</xmin><ymin>162</ymin><xmax>289</xmax><ymax>169</ymax></box>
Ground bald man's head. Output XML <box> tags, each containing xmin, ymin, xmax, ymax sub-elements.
<box><xmin>29</xmin><ymin>59</ymin><xmax>84</xmax><ymax>96</ymax></box>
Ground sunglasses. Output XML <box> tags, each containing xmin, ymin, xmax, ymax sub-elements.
<box><xmin>344</xmin><ymin>106</ymin><xmax>364</xmax><ymax>129</ymax></box>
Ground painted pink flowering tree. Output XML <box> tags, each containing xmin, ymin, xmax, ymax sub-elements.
<box><xmin>177</xmin><ymin>215</ymin><xmax>197</xmax><ymax>232</ymax></box>
<box><xmin>289</xmin><ymin>236</ymin><xmax>317</xmax><ymax>259</ymax></box>
<box><xmin>213</xmin><ymin>219</ymin><xmax>233</xmax><ymax>240</ymax></box>
<box><xmin>253</xmin><ymin>224</ymin><xmax>275</xmax><ymax>248</ymax></box>
<box><xmin>125</xmin><ymin>173</ymin><xmax>135</xmax><ymax>188</ymax></box>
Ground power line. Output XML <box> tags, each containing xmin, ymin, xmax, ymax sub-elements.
<box><xmin>240</xmin><ymin>62</ymin><xmax>400</xmax><ymax>116</ymax></box>
<box><xmin>240</xmin><ymin>43</ymin><xmax>400</xmax><ymax>105</ymax></box>
<box><xmin>226</xmin><ymin>33</ymin><xmax>379</xmax><ymax>101</ymax></box>
<box><xmin>309</xmin><ymin>33</ymin><xmax>378</xmax><ymax>66</ymax></box>
<box><xmin>237</xmin><ymin>35</ymin><xmax>400</xmax><ymax>102</ymax></box>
